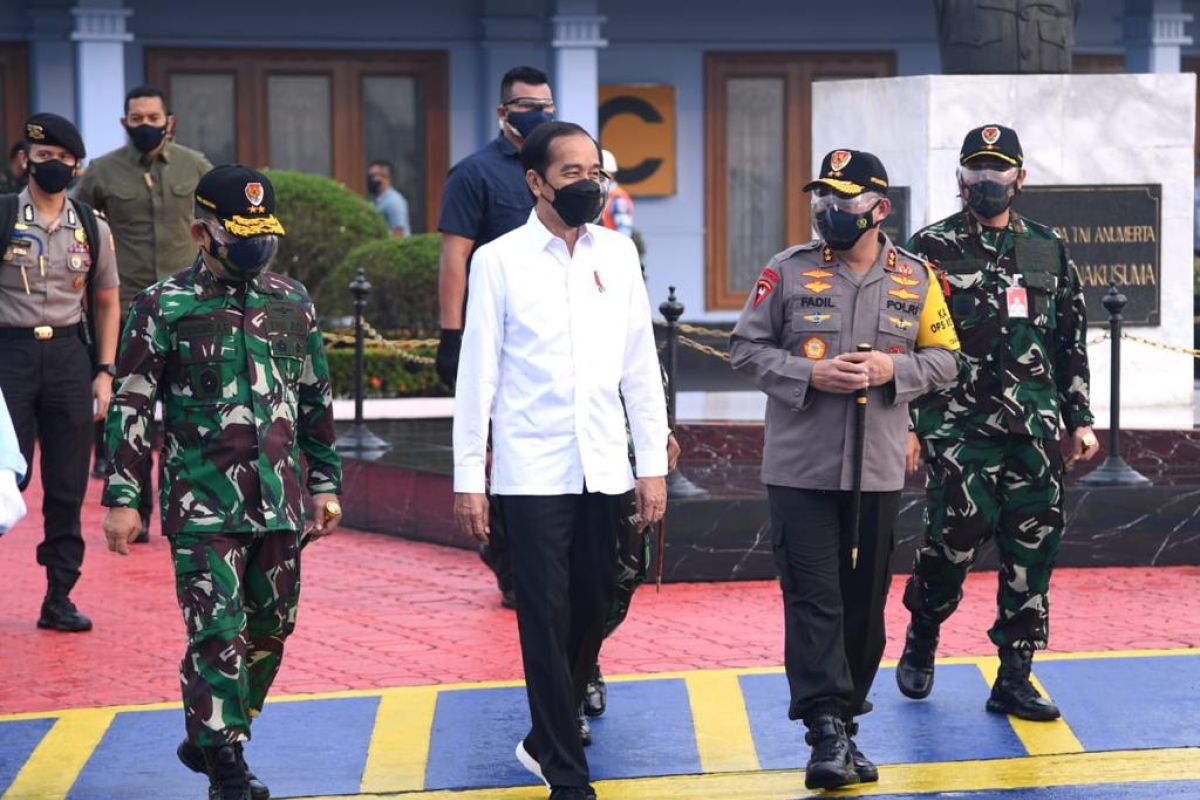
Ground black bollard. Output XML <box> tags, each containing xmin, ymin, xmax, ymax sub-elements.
<box><xmin>1079</xmin><ymin>282</ymin><xmax>1150</xmax><ymax>486</ymax></box>
<box><xmin>335</xmin><ymin>268</ymin><xmax>390</xmax><ymax>458</ymax></box>
<box><xmin>658</xmin><ymin>286</ymin><xmax>708</xmax><ymax>499</ymax></box>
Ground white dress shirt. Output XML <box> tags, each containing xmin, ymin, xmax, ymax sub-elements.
<box><xmin>453</xmin><ymin>210</ymin><xmax>668</xmax><ymax>496</ymax></box>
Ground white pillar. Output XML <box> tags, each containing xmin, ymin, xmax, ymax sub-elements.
<box><xmin>1124</xmin><ymin>0</ymin><xmax>1193</xmax><ymax>73</ymax></box>
<box><xmin>552</xmin><ymin>1</ymin><xmax>605</xmax><ymax>137</ymax></box>
<box><xmin>72</xmin><ymin>3</ymin><xmax>132</xmax><ymax>161</ymax></box>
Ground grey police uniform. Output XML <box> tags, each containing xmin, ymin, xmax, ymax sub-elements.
<box><xmin>730</xmin><ymin>233</ymin><xmax>959</xmax><ymax>723</ymax></box>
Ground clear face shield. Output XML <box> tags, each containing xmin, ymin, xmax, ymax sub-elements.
<box><xmin>810</xmin><ymin>188</ymin><xmax>884</xmax><ymax>216</ymax></box>
<box><xmin>957</xmin><ymin>164</ymin><xmax>1019</xmax><ymax>186</ymax></box>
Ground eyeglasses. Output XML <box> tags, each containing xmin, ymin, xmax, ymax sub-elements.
<box><xmin>504</xmin><ymin>96</ymin><xmax>556</xmax><ymax>111</ymax></box>
<box><xmin>959</xmin><ymin>165</ymin><xmax>1019</xmax><ymax>185</ymax></box>
<box><xmin>810</xmin><ymin>191</ymin><xmax>882</xmax><ymax>215</ymax></box>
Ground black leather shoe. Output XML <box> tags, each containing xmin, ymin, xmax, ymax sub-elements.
<box><xmin>202</xmin><ymin>745</ymin><xmax>251</xmax><ymax>800</ymax></box>
<box><xmin>549</xmin><ymin>786</ymin><xmax>596</xmax><ymax>800</ymax></box>
<box><xmin>90</xmin><ymin>456</ymin><xmax>109</xmax><ymax>480</ymax></box>
<box><xmin>803</xmin><ymin>715</ymin><xmax>859</xmax><ymax>790</ymax></box>
<box><xmin>583</xmin><ymin>662</ymin><xmax>606</xmax><ymax>717</ymax></box>
<box><xmin>845</xmin><ymin>721</ymin><xmax>878</xmax><ymax>783</ymax></box>
<box><xmin>577</xmin><ymin>704</ymin><xmax>592</xmax><ymax>746</ymax></box>
<box><xmin>180</xmin><ymin>739</ymin><xmax>270</xmax><ymax>800</ymax></box>
<box><xmin>37</xmin><ymin>595</ymin><xmax>92</xmax><ymax>632</ymax></box>
<box><xmin>896</xmin><ymin>619</ymin><xmax>940</xmax><ymax>699</ymax></box>
<box><xmin>986</xmin><ymin>648</ymin><xmax>1061</xmax><ymax>721</ymax></box>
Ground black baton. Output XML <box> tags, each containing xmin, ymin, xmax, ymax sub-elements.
<box><xmin>850</xmin><ymin>342</ymin><xmax>872</xmax><ymax>569</ymax></box>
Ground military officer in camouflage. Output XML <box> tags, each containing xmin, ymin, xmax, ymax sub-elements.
<box><xmin>896</xmin><ymin>125</ymin><xmax>1099</xmax><ymax>722</ymax></box>
<box><xmin>732</xmin><ymin>149</ymin><xmax>960</xmax><ymax>791</ymax></box>
<box><xmin>101</xmin><ymin>165</ymin><xmax>342</xmax><ymax>800</ymax></box>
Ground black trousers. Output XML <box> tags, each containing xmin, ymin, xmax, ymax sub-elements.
<box><xmin>0</xmin><ymin>335</ymin><xmax>93</xmax><ymax>593</ymax></box>
<box><xmin>503</xmin><ymin>490</ymin><xmax>620</xmax><ymax>788</ymax></box>
<box><xmin>767</xmin><ymin>486</ymin><xmax>900</xmax><ymax>723</ymax></box>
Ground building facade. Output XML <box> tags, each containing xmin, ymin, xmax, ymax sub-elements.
<box><xmin>0</xmin><ymin>0</ymin><xmax>1194</xmax><ymax>320</ymax></box>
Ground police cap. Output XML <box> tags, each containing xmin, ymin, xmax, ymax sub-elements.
<box><xmin>960</xmin><ymin>124</ymin><xmax>1023</xmax><ymax>167</ymax></box>
<box><xmin>194</xmin><ymin>164</ymin><xmax>286</xmax><ymax>237</ymax></box>
<box><xmin>802</xmin><ymin>149</ymin><xmax>889</xmax><ymax>197</ymax></box>
<box><xmin>23</xmin><ymin>113</ymin><xmax>86</xmax><ymax>160</ymax></box>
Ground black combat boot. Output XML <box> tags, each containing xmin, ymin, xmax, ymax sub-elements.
<box><xmin>583</xmin><ymin>662</ymin><xmax>606</xmax><ymax>717</ymax></box>
<box><xmin>987</xmin><ymin>647</ymin><xmax>1061</xmax><ymax>721</ymax></box>
<box><xmin>577</xmin><ymin>703</ymin><xmax>592</xmax><ymax>746</ymax></box>
<box><xmin>895</xmin><ymin>617</ymin><xmax>939</xmax><ymax>699</ymax></box>
<box><xmin>180</xmin><ymin>739</ymin><xmax>270</xmax><ymax>800</ymax></box>
<box><xmin>37</xmin><ymin>590</ymin><xmax>92</xmax><ymax>632</ymax></box>
<box><xmin>803</xmin><ymin>715</ymin><xmax>858</xmax><ymax>790</ymax></box>
<box><xmin>844</xmin><ymin>720</ymin><xmax>878</xmax><ymax>783</ymax></box>
<box><xmin>201</xmin><ymin>744</ymin><xmax>251</xmax><ymax>800</ymax></box>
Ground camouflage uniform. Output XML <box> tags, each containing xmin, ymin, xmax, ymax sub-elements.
<box><xmin>904</xmin><ymin>210</ymin><xmax>1093</xmax><ymax>650</ymax></box>
<box><xmin>103</xmin><ymin>257</ymin><xmax>341</xmax><ymax>746</ymax></box>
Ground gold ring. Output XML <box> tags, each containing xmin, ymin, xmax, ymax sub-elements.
<box><xmin>325</xmin><ymin>500</ymin><xmax>342</xmax><ymax>517</ymax></box>
<box><xmin>1081</xmin><ymin>433</ymin><xmax>1098</xmax><ymax>448</ymax></box>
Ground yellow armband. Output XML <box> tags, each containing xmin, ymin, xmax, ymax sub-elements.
<box><xmin>916</xmin><ymin>267</ymin><xmax>960</xmax><ymax>351</ymax></box>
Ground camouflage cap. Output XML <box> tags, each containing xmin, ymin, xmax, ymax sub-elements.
<box><xmin>195</xmin><ymin>164</ymin><xmax>286</xmax><ymax>237</ymax></box>
<box><xmin>803</xmin><ymin>149</ymin><xmax>889</xmax><ymax>197</ymax></box>
<box><xmin>960</xmin><ymin>124</ymin><xmax>1023</xmax><ymax>167</ymax></box>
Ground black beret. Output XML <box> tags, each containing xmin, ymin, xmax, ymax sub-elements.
<box><xmin>194</xmin><ymin>164</ymin><xmax>286</xmax><ymax>237</ymax></box>
<box><xmin>24</xmin><ymin>113</ymin><xmax>85</xmax><ymax>160</ymax></box>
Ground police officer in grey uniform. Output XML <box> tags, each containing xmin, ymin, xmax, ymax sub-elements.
<box><xmin>731</xmin><ymin>149</ymin><xmax>960</xmax><ymax>791</ymax></box>
<box><xmin>0</xmin><ymin>114</ymin><xmax>120</xmax><ymax>631</ymax></box>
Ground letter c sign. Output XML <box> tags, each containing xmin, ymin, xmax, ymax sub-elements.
<box><xmin>598</xmin><ymin>85</ymin><xmax>676</xmax><ymax>197</ymax></box>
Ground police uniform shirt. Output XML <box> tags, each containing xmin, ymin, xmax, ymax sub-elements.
<box><xmin>0</xmin><ymin>188</ymin><xmax>119</xmax><ymax>328</ymax></box>
<box><xmin>730</xmin><ymin>235</ymin><xmax>960</xmax><ymax>492</ymax></box>
<box><xmin>437</xmin><ymin>134</ymin><xmax>533</xmax><ymax>258</ymax></box>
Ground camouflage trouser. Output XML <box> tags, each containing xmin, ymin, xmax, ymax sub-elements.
<box><xmin>172</xmin><ymin>530</ymin><xmax>302</xmax><ymax>747</ymax></box>
<box><xmin>603</xmin><ymin>489</ymin><xmax>650</xmax><ymax>639</ymax></box>
<box><xmin>903</xmin><ymin>435</ymin><xmax>1064</xmax><ymax>651</ymax></box>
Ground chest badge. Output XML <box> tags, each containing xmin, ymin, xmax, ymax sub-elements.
<box><xmin>888</xmin><ymin>288</ymin><xmax>920</xmax><ymax>301</ymax></box>
<box><xmin>802</xmin><ymin>337</ymin><xmax>828</xmax><ymax>360</ymax></box>
<box><xmin>70</xmin><ymin>254</ymin><xmax>82</xmax><ymax>270</ymax></box>
<box><xmin>889</xmin><ymin>274</ymin><xmax>920</xmax><ymax>287</ymax></box>
<box><xmin>889</xmin><ymin>316</ymin><xmax>914</xmax><ymax>330</ymax></box>
<box><xmin>72</xmin><ymin>274</ymin><xmax>85</xmax><ymax>289</ymax></box>
<box><xmin>802</xmin><ymin>313</ymin><xmax>832</xmax><ymax>324</ymax></box>
<box><xmin>801</xmin><ymin>268</ymin><xmax>833</xmax><ymax>279</ymax></box>
<box><xmin>804</xmin><ymin>280</ymin><xmax>833</xmax><ymax>294</ymax></box>
<box><xmin>822</xmin><ymin>246</ymin><xmax>834</xmax><ymax>264</ymax></box>
<box><xmin>74</xmin><ymin>227</ymin><xmax>86</xmax><ymax>243</ymax></box>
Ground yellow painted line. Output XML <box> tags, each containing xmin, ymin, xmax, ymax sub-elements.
<box><xmin>976</xmin><ymin>658</ymin><xmax>1085</xmax><ymax>756</ymax></box>
<box><xmin>1</xmin><ymin>708</ymin><xmax>115</xmax><ymax>800</ymax></box>
<box><xmin>302</xmin><ymin>747</ymin><xmax>1200</xmax><ymax>799</ymax></box>
<box><xmin>0</xmin><ymin>646</ymin><xmax>1196</xmax><ymax>724</ymax></box>
<box><xmin>683</xmin><ymin>672</ymin><xmax>760</xmax><ymax>773</ymax></box>
<box><xmin>359</xmin><ymin>686</ymin><xmax>439</xmax><ymax>793</ymax></box>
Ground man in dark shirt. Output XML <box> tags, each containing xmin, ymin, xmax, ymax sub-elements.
<box><xmin>436</xmin><ymin>65</ymin><xmax>555</xmax><ymax>610</ymax></box>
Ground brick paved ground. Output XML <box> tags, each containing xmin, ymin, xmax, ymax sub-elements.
<box><xmin>1</xmin><ymin>467</ymin><xmax>1197</xmax><ymax>715</ymax></box>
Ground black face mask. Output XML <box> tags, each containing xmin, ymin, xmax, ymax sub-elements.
<box><xmin>542</xmin><ymin>178</ymin><xmax>605</xmax><ymax>228</ymax></box>
<box><xmin>28</xmin><ymin>159</ymin><xmax>74</xmax><ymax>194</ymax></box>
<box><xmin>964</xmin><ymin>179</ymin><xmax>1017</xmax><ymax>219</ymax></box>
<box><xmin>206</xmin><ymin>226</ymin><xmax>279</xmax><ymax>281</ymax></box>
<box><xmin>506</xmin><ymin>108</ymin><xmax>554</xmax><ymax>139</ymax></box>
<box><xmin>367</xmin><ymin>178</ymin><xmax>382</xmax><ymax>195</ymax></box>
<box><xmin>126</xmin><ymin>123</ymin><xmax>167</xmax><ymax>153</ymax></box>
<box><xmin>815</xmin><ymin>202</ymin><xmax>879</xmax><ymax>251</ymax></box>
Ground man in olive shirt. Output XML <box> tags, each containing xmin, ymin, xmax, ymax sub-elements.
<box><xmin>76</xmin><ymin>85</ymin><xmax>211</xmax><ymax>533</ymax></box>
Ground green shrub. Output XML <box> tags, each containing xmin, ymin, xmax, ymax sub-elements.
<box><xmin>317</xmin><ymin>234</ymin><xmax>440</xmax><ymax>334</ymax></box>
<box><xmin>326</xmin><ymin>347</ymin><xmax>447</xmax><ymax>399</ymax></box>
<box><xmin>265</xmin><ymin>169</ymin><xmax>388</xmax><ymax>296</ymax></box>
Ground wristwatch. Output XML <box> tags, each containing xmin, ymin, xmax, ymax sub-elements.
<box><xmin>94</xmin><ymin>363</ymin><xmax>115</xmax><ymax>378</ymax></box>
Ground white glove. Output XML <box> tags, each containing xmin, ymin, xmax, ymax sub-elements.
<box><xmin>0</xmin><ymin>469</ymin><xmax>26</xmax><ymax>535</ymax></box>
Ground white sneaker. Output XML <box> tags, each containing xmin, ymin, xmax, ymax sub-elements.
<box><xmin>515</xmin><ymin>740</ymin><xmax>549</xmax><ymax>789</ymax></box>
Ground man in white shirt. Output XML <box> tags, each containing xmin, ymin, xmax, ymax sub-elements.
<box><xmin>453</xmin><ymin>121</ymin><xmax>668</xmax><ymax>800</ymax></box>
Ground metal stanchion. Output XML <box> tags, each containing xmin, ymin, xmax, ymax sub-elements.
<box><xmin>659</xmin><ymin>286</ymin><xmax>708</xmax><ymax>499</ymax></box>
<box><xmin>1079</xmin><ymin>281</ymin><xmax>1150</xmax><ymax>487</ymax></box>
<box><xmin>334</xmin><ymin>268</ymin><xmax>390</xmax><ymax>458</ymax></box>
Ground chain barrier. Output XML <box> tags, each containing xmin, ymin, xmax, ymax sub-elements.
<box><xmin>322</xmin><ymin>320</ymin><xmax>438</xmax><ymax>366</ymax></box>
<box><xmin>1118</xmin><ymin>331</ymin><xmax>1200</xmax><ymax>359</ymax></box>
<box><xmin>678</xmin><ymin>334</ymin><xmax>730</xmax><ymax>363</ymax></box>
